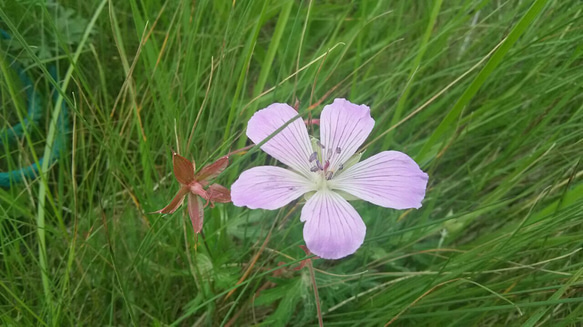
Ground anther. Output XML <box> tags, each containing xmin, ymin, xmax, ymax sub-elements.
<box><xmin>309</xmin><ymin>152</ymin><xmax>318</xmax><ymax>162</ymax></box>
<box><xmin>326</xmin><ymin>171</ymin><xmax>333</xmax><ymax>180</ymax></box>
<box><xmin>339</xmin><ymin>163</ymin><xmax>344</xmax><ymax>170</ymax></box>
<box><xmin>323</xmin><ymin>160</ymin><xmax>330</xmax><ymax>171</ymax></box>
<box><xmin>310</xmin><ymin>166</ymin><xmax>319</xmax><ymax>172</ymax></box>
<box><xmin>316</xmin><ymin>159</ymin><xmax>323</xmax><ymax>170</ymax></box>
<box><xmin>317</xmin><ymin>140</ymin><xmax>325</xmax><ymax>149</ymax></box>
<box><xmin>336</xmin><ymin>146</ymin><xmax>341</xmax><ymax>154</ymax></box>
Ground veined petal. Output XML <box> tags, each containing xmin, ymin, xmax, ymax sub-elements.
<box><xmin>188</xmin><ymin>193</ymin><xmax>205</xmax><ymax>233</ymax></box>
<box><xmin>247</xmin><ymin>103</ymin><xmax>314</xmax><ymax>177</ymax></box>
<box><xmin>319</xmin><ymin>99</ymin><xmax>375</xmax><ymax>171</ymax></box>
<box><xmin>231</xmin><ymin>166</ymin><xmax>314</xmax><ymax>210</ymax></box>
<box><xmin>301</xmin><ymin>191</ymin><xmax>366</xmax><ymax>260</ymax></box>
<box><xmin>330</xmin><ymin>151</ymin><xmax>428</xmax><ymax>209</ymax></box>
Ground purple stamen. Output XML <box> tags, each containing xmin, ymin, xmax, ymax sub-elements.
<box><xmin>336</xmin><ymin>146</ymin><xmax>341</xmax><ymax>154</ymax></box>
<box><xmin>309</xmin><ymin>152</ymin><xmax>318</xmax><ymax>162</ymax></box>
<box><xmin>316</xmin><ymin>159</ymin><xmax>323</xmax><ymax>170</ymax></box>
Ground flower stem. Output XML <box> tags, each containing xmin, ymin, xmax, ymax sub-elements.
<box><xmin>308</xmin><ymin>260</ymin><xmax>324</xmax><ymax>327</ymax></box>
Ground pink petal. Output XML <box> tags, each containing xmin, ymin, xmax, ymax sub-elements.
<box><xmin>247</xmin><ymin>103</ymin><xmax>314</xmax><ymax>177</ymax></box>
<box><xmin>319</xmin><ymin>98</ymin><xmax>375</xmax><ymax>171</ymax></box>
<box><xmin>188</xmin><ymin>193</ymin><xmax>205</xmax><ymax>233</ymax></box>
<box><xmin>301</xmin><ymin>191</ymin><xmax>366</xmax><ymax>260</ymax></box>
<box><xmin>329</xmin><ymin>151</ymin><xmax>428</xmax><ymax>209</ymax></box>
<box><xmin>231</xmin><ymin>166</ymin><xmax>314</xmax><ymax>210</ymax></box>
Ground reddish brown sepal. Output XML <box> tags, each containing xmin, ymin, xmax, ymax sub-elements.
<box><xmin>304</xmin><ymin>118</ymin><xmax>320</xmax><ymax>126</ymax></box>
<box><xmin>155</xmin><ymin>152</ymin><xmax>231</xmax><ymax>235</ymax></box>
<box><xmin>293</xmin><ymin>98</ymin><xmax>300</xmax><ymax>112</ymax></box>
<box><xmin>189</xmin><ymin>182</ymin><xmax>209</xmax><ymax>200</ymax></box>
<box><xmin>173</xmin><ymin>152</ymin><xmax>195</xmax><ymax>185</ymax></box>
<box><xmin>208</xmin><ymin>184</ymin><xmax>231</xmax><ymax>203</ymax></box>
<box><xmin>188</xmin><ymin>193</ymin><xmax>205</xmax><ymax>233</ymax></box>
<box><xmin>154</xmin><ymin>187</ymin><xmax>189</xmax><ymax>214</ymax></box>
<box><xmin>196</xmin><ymin>156</ymin><xmax>229</xmax><ymax>182</ymax></box>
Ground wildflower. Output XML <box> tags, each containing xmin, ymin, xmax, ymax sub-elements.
<box><xmin>231</xmin><ymin>99</ymin><xmax>428</xmax><ymax>259</ymax></box>
<box><xmin>155</xmin><ymin>152</ymin><xmax>231</xmax><ymax>233</ymax></box>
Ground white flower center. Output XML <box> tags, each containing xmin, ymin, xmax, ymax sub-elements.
<box><xmin>308</xmin><ymin>140</ymin><xmax>344</xmax><ymax>191</ymax></box>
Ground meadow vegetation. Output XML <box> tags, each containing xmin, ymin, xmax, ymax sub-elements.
<box><xmin>1</xmin><ymin>0</ymin><xmax>582</xmax><ymax>325</ymax></box>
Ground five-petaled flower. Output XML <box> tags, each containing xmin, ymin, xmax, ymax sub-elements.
<box><xmin>231</xmin><ymin>99</ymin><xmax>428</xmax><ymax>259</ymax></box>
<box><xmin>155</xmin><ymin>152</ymin><xmax>231</xmax><ymax>233</ymax></box>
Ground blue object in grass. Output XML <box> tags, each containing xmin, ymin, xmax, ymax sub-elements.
<box><xmin>0</xmin><ymin>28</ymin><xmax>68</xmax><ymax>187</ymax></box>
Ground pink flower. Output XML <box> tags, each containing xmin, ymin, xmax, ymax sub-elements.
<box><xmin>231</xmin><ymin>99</ymin><xmax>428</xmax><ymax>259</ymax></box>
<box><xmin>155</xmin><ymin>152</ymin><xmax>231</xmax><ymax>233</ymax></box>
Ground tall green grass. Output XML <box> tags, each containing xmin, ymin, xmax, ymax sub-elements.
<box><xmin>1</xmin><ymin>0</ymin><xmax>582</xmax><ymax>325</ymax></box>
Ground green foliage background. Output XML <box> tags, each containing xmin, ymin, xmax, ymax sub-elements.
<box><xmin>1</xmin><ymin>0</ymin><xmax>582</xmax><ymax>325</ymax></box>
